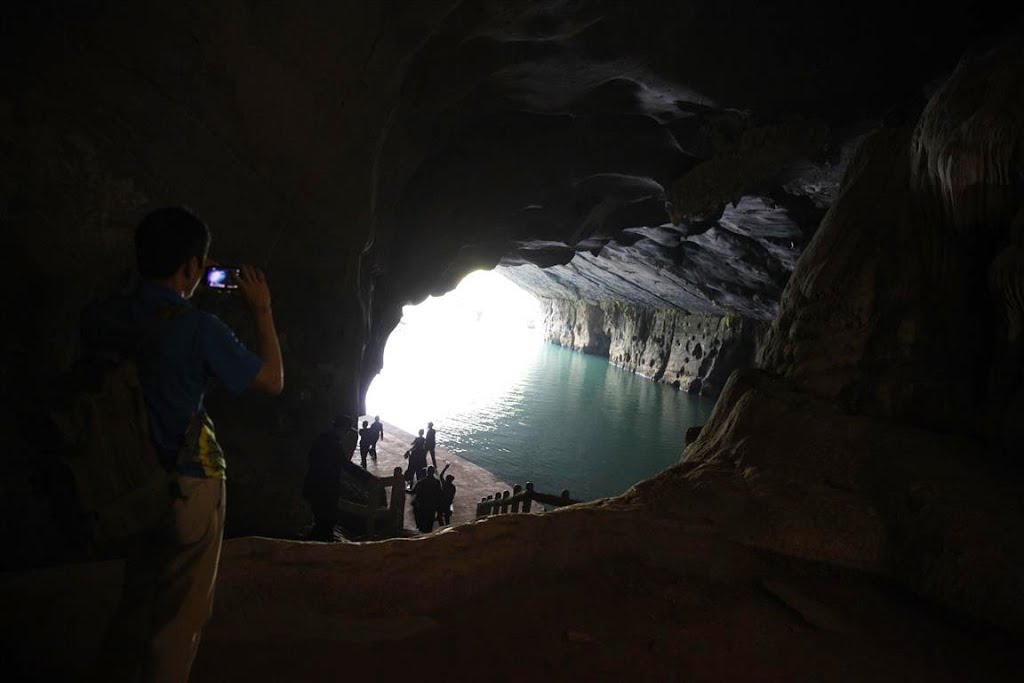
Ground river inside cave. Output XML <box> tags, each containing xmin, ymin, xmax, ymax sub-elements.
<box><xmin>365</xmin><ymin>271</ymin><xmax>715</xmax><ymax>501</ymax></box>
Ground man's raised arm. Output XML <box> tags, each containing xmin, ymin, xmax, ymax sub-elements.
<box><xmin>237</xmin><ymin>264</ymin><xmax>284</xmax><ymax>396</ymax></box>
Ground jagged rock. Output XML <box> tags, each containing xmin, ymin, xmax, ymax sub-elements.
<box><xmin>912</xmin><ymin>38</ymin><xmax>1024</xmax><ymax>232</ymax></box>
<box><xmin>656</xmin><ymin>368</ymin><xmax>1024</xmax><ymax>634</ymax></box>
<box><xmin>499</xmin><ymin>194</ymin><xmax>819</xmax><ymax>322</ymax></box>
<box><xmin>667</xmin><ymin>37</ymin><xmax>1024</xmax><ymax>636</ymax></box>
<box><xmin>760</xmin><ymin>35</ymin><xmax>1024</xmax><ymax>438</ymax></box>
<box><xmin>665</xmin><ymin>117</ymin><xmax>831</xmax><ymax>224</ymax></box>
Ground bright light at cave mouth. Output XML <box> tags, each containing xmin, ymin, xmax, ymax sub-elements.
<box><xmin>365</xmin><ymin>270</ymin><xmax>543</xmax><ymax>434</ymax></box>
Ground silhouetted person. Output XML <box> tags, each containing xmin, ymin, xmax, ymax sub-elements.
<box><xmin>358</xmin><ymin>420</ymin><xmax>373</xmax><ymax>468</ymax></box>
<box><xmin>340</xmin><ymin>416</ymin><xmax>358</xmax><ymax>462</ymax></box>
<box><xmin>304</xmin><ymin>416</ymin><xmax>352</xmax><ymax>541</ymax></box>
<box><xmin>437</xmin><ymin>462</ymin><xmax>456</xmax><ymax>526</ymax></box>
<box><xmin>405</xmin><ymin>429</ymin><xmax>428</xmax><ymax>487</ymax></box>
<box><xmin>425</xmin><ymin>421</ymin><xmax>437</xmax><ymax>468</ymax></box>
<box><xmin>87</xmin><ymin>207</ymin><xmax>283</xmax><ymax>683</ymax></box>
<box><xmin>367</xmin><ymin>415</ymin><xmax>382</xmax><ymax>459</ymax></box>
<box><xmin>371</xmin><ymin>415</ymin><xmax>385</xmax><ymax>456</ymax></box>
<box><xmin>411</xmin><ymin>465</ymin><xmax>442</xmax><ymax>533</ymax></box>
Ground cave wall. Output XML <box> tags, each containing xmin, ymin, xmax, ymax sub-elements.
<box><xmin>540</xmin><ymin>298</ymin><xmax>764</xmax><ymax>396</ymax></box>
<box><xmin>664</xmin><ymin>36</ymin><xmax>1024</xmax><ymax>632</ymax></box>
<box><xmin>0</xmin><ymin>0</ymin><xmax>447</xmax><ymax>558</ymax></box>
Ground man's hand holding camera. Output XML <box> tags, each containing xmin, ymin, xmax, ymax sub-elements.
<box><xmin>234</xmin><ymin>264</ymin><xmax>283</xmax><ymax>395</ymax></box>
<box><xmin>236</xmin><ymin>264</ymin><xmax>272</xmax><ymax>314</ymax></box>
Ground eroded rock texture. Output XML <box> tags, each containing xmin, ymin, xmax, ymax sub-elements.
<box><xmin>684</xmin><ymin>36</ymin><xmax>1024</xmax><ymax>633</ymax></box>
<box><xmin>498</xmin><ymin>192</ymin><xmax>821</xmax><ymax>321</ymax></box>
<box><xmin>2</xmin><ymin>518</ymin><xmax>1021</xmax><ymax>681</ymax></box>
<box><xmin>538</xmin><ymin>299</ymin><xmax>763</xmax><ymax>396</ymax></box>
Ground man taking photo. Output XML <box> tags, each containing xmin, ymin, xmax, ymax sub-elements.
<box><xmin>85</xmin><ymin>206</ymin><xmax>283</xmax><ymax>682</ymax></box>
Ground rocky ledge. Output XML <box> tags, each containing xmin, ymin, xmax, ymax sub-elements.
<box><xmin>497</xmin><ymin>193</ymin><xmax>825</xmax><ymax>323</ymax></box>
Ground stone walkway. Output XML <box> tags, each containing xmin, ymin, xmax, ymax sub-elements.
<box><xmin>355</xmin><ymin>418</ymin><xmax>527</xmax><ymax>532</ymax></box>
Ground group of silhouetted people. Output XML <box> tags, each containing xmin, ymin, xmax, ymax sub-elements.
<box><xmin>303</xmin><ymin>415</ymin><xmax>456</xmax><ymax>539</ymax></box>
<box><xmin>403</xmin><ymin>422</ymin><xmax>456</xmax><ymax>533</ymax></box>
<box><xmin>358</xmin><ymin>416</ymin><xmax>385</xmax><ymax>467</ymax></box>
<box><xmin>410</xmin><ymin>462</ymin><xmax>457</xmax><ymax>533</ymax></box>
<box><xmin>403</xmin><ymin>422</ymin><xmax>436</xmax><ymax>485</ymax></box>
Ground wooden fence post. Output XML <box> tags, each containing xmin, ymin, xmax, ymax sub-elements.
<box><xmin>499</xmin><ymin>490</ymin><xmax>511</xmax><ymax>514</ymax></box>
<box><xmin>366</xmin><ymin>480</ymin><xmax>379</xmax><ymax>537</ymax></box>
<box><xmin>511</xmin><ymin>484</ymin><xmax>522</xmax><ymax>513</ymax></box>
<box><xmin>389</xmin><ymin>467</ymin><xmax>406</xmax><ymax>531</ymax></box>
<box><xmin>523</xmin><ymin>482</ymin><xmax>534</xmax><ymax>513</ymax></box>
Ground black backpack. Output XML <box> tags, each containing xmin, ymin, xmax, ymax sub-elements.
<box><xmin>27</xmin><ymin>305</ymin><xmax>196</xmax><ymax>556</ymax></box>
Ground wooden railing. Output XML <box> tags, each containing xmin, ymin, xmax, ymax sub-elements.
<box><xmin>336</xmin><ymin>466</ymin><xmax>406</xmax><ymax>537</ymax></box>
<box><xmin>475</xmin><ymin>481</ymin><xmax>580</xmax><ymax>518</ymax></box>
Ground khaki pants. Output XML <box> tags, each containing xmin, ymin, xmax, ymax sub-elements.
<box><xmin>96</xmin><ymin>476</ymin><xmax>225</xmax><ymax>683</ymax></box>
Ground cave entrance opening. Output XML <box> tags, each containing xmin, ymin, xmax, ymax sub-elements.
<box><xmin>366</xmin><ymin>269</ymin><xmax>715</xmax><ymax>504</ymax></box>
<box><xmin>366</xmin><ymin>269</ymin><xmax>544</xmax><ymax>436</ymax></box>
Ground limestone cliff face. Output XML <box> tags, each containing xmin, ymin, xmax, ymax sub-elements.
<box><xmin>540</xmin><ymin>299</ymin><xmax>763</xmax><ymax>396</ymax></box>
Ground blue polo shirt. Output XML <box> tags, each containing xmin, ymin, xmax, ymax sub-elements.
<box><xmin>81</xmin><ymin>282</ymin><xmax>262</xmax><ymax>478</ymax></box>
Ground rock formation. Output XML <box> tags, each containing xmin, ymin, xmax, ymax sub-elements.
<box><xmin>495</xmin><ymin>187</ymin><xmax>809</xmax><ymax>395</ymax></box>
<box><xmin>1</xmin><ymin>3</ymin><xmax>1023</xmax><ymax>678</ymax></box>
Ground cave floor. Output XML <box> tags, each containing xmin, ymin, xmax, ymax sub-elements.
<box><xmin>192</xmin><ymin>555</ymin><xmax>1013</xmax><ymax>683</ymax></box>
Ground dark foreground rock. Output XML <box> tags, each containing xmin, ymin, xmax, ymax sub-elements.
<box><xmin>1</xmin><ymin>502</ymin><xmax>1019</xmax><ymax>682</ymax></box>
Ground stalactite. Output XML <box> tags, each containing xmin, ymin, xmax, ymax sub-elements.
<box><xmin>990</xmin><ymin>244</ymin><xmax>1024</xmax><ymax>339</ymax></box>
<box><xmin>911</xmin><ymin>38</ymin><xmax>1024</xmax><ymax>232</ymax></box>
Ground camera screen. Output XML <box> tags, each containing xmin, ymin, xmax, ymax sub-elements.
<box><xmin>205</xmin><ymin>267</ymin><xmax>239</xmax><ymax>289</ymax></box>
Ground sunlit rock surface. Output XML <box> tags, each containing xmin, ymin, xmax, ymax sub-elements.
<box><xmin>499</xmin><ymin>194</ymin><xmax>820</xmax><ymax>321</ymax></box>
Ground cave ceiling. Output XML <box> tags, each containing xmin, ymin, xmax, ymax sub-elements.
<box><xmin>366</xmin><ymin>0</ymin><xmax>1012</xmax><ymax>320</ymax></box>
<box><xmin>2</xmin><ymin>0</ymin><xmax>1017</xmax><ymax>346</ymax></box>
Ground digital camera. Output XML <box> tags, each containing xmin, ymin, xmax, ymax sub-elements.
<box><xmin>204</xmin><ymin>266</ymin><xmax>240</xmax><ymax>290</ymax></box>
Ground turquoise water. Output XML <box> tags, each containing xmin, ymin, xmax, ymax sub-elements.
<box><xmin>432</xmin><ymin>343</ymin><xmax>715</xmax><ymax>501</ymax></box>
<box><xmin>364</xmin><ymin>271</ymin><xmax>716</xmax><ymax>501</ymax></box>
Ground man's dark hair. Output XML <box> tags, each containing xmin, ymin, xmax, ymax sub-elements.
<box><xmin>135</xmin><ymin>207</ymin><xmax>211</xmax><ymax>279</ymax></box>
